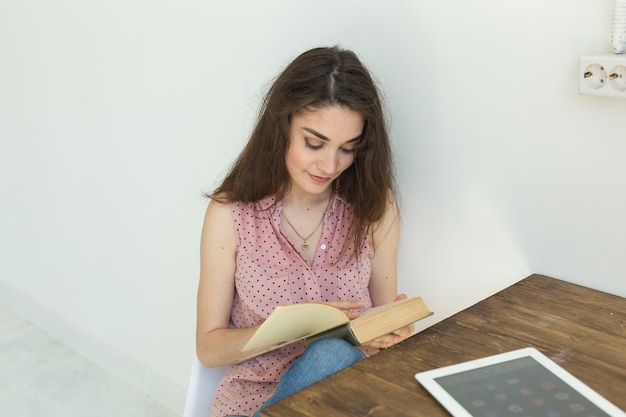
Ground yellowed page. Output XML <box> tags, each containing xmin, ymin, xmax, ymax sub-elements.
<box><xmin>242</xmin><ymin>303</ymin><xmax>349</xmax><ymax>352</ymax></box>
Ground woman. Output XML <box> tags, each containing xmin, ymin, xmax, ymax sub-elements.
<box><xmin>196</xmin><ymin>46</ymin><xmax>411</xmax><ymax>417</ymax></box>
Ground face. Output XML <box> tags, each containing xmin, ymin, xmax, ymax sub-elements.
<box><xmin>285</xmin><ymin>105</ymin><xmax>364</xmax><ymax>199</ymax></box>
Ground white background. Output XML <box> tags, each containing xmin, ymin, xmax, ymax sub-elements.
<box><xmin>1</xmin><ymin>0</ymin><xmax>625</xmax><ymax>413</ymax></box>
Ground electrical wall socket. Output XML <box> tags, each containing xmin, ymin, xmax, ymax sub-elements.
<box><xmin>579</xmin><ymin>52</ymin><xmax>626</xmax><ymax>98</ymax></box>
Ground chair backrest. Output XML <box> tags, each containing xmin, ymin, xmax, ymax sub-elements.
<box><xmin>183</xmin><ymin>355</ymin><xmax>227</xmax><ymax>417</ymax></box>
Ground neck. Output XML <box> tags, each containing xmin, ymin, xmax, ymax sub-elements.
<box><xmin>282</xmin><ymin>190</ymin><xmax>333</xmax><ymax>210</ymax></box>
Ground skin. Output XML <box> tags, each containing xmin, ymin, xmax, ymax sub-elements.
<box><xmin>196</xmin><ymin>105</ymin><xmax>411</xmax><ymax>367</ymax></box>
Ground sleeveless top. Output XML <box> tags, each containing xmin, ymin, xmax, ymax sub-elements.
<box><xmin>209</xmin><ymin>194</ymin><xmax>376</xmax><ymax>417</ymax></box>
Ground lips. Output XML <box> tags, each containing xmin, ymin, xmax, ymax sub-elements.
<box><xmin>309</xmin><ymin>174</ymin><xmax>331</xmax><ymax>184</ymax></box>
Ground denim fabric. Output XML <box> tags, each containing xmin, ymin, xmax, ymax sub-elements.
<box><xmin>250</xmin><ymin>338</ymin><xmax>366</xmax><ymax>417</ymax></box>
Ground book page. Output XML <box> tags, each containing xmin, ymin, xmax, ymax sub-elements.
<box><xmin>242</xmin><ymin>303</ymin><xmax>350</xmax><ymax>351</ymax></box>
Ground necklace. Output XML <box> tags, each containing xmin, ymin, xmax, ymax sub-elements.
<box><xmin>281</xmin><ymin>196</ymin><xmax>332</xmax><ymax>252</ymax></box>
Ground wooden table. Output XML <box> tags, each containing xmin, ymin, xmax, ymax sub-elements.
<box><xmin>261</xmin><ymin>274</ymin><xmax>626</xmax><ymax>416</ymax></box>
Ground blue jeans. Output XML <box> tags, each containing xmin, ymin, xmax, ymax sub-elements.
<box><xmin>244</xmin><ymin>337</ymin><xmax>365</xmax><ymax>417</ymax></box>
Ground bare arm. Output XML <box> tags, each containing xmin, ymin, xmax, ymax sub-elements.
<box><xmin>368</xmin><ymin>191</ymin><xmax>400</xmax><ymax>307</ymax></box>
<box><xmin>366</xmin><ymin>193</ymin><xmax>413</xmax><ymax>349</ymax></box>
<box><xmin>195</xmin><ymin>199</ymin><xmax>257</xmax><ymax>367</ymax></box>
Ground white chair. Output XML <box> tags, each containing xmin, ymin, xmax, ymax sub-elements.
<box><xmin>183</xmin><ymin>355</ymin><xmax>227</xmax><ymax>417</ymax></box>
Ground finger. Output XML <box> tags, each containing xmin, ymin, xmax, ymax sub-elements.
<box><xmin>323</xmin><ymin>300</ymin><xmax>365</xmax><ymax>311</ymax></box>
<box><xmin>392</xmin><ymin>323</ymin><xmax>415</xmax><ymax>338</ymax></box>
<box><xmin>346</xmin><ymin>310</ymin><xmax>361</xmax><ymax>320</ymax></box>
<box><xmin>373</xmin><ymin>334</ymin><xmax>397</xmax><ymax>349</ymax></box>
<box><xmin>394</xmin><ymin>293</ymin><xmax>408</xmax><ymax>302</ymax></box>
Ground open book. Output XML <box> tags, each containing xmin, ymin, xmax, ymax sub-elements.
<box><xmin>238</xmin><ymin>296</ymin><xmax>432</xmax><ymax>362</ymax></box>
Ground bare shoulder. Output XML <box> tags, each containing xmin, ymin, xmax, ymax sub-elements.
<box><xmin>204</xmin><ymin>195</ymin><xmax>232</xmax><ymax>222</ymax></box>
<box><xmin>383</xmin><ymin>189</ymin><xmax>398</xmax><ymax>215</ymax></box>
<box><xmin>371</xmin><ymin>190</ymin><xmax>399</xmax><ymax>243</ymax></box>
<box><xmin>201</xmin><ymin>195</ymin><xmax>236</xmax><ymax>251</ymax></box>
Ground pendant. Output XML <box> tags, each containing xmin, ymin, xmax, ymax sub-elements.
<box><xmin>301</xmin><ymin>242</ymin><xmax>309</xmax><ymax>251</ymax></box>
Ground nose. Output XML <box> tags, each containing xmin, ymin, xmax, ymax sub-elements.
<box><xmin>317</xmin><ymin>149</ymin><xmax>339</xmax><ymax>175</ymax></box>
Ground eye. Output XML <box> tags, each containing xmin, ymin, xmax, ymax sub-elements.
<box><xmin>339</xmin><ymin>147</ymin><xmax>356</xmax><ymax>155</ymax></box>
<box><xmin>304</xmin><ymin>138</ymin><xmax>323</xmax><ymax>150</ymax></box>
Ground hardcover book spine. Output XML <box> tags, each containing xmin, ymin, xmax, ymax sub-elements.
<box><xmin>306</xmin><ymin>324</ymin><xmax>361</xmax><ymax>346</ymax></box>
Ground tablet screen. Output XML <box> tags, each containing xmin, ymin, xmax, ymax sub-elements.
<box><xmin>433</xmin><ymin>355</ymin><xmax>611</xmax><ymax>417</ymax></box>
<box><xmin>416</xmin><ymin>348</ymin><xmax>624</xmax><ymax>416</ymax></box>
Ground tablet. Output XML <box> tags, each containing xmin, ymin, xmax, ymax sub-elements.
<box><xmin>415</xmin><ymin>347</ymin><xmax>625</xmax><ymax>417</ymax></box>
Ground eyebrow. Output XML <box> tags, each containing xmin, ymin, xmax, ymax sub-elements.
<box><xmin>302</xmin><ymin>127</ymin><xmax>362</xmax><ymax>143</ymax></box>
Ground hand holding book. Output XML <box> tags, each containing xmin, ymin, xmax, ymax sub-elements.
<box><xmin>319</xmin><ymin>299</ymin><xmax>364</xmax><ymax>320</ymax></box>
<box><xmin>318</xmin><ymin>298</ymin><xmax>411</xmax><ymax>349</ymax></box>
<box><xmin>364</xmin><ymin>294</ymin><xmax>415</xmax><ymax>349</ymax></box>
<box><xmin>237</xmin><ymin>295</ymin><xmax>433</xmax><ymax>363</ymax></box>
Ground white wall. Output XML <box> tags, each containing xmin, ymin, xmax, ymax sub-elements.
<box><xmin>1</xmin><ymin>0</ymin><xmax>625</xmax><ymax>414</ymax></box>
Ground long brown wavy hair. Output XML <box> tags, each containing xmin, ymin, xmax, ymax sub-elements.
<box><xmin>209</xmin><ymin>46</ymin><xmax>396</xmax><ymax>256</ymax></box>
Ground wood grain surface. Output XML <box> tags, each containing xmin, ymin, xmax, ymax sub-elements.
<box><xmin>261</xmin><ymin>274</ymin><xmax>626</xmax><ymax>417</ymax></box>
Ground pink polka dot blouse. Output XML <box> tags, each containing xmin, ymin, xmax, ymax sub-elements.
<box><xmin>209</xmin><ymin>194</ymin><xmax>375</xmax><ymax>417</ymax></box>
